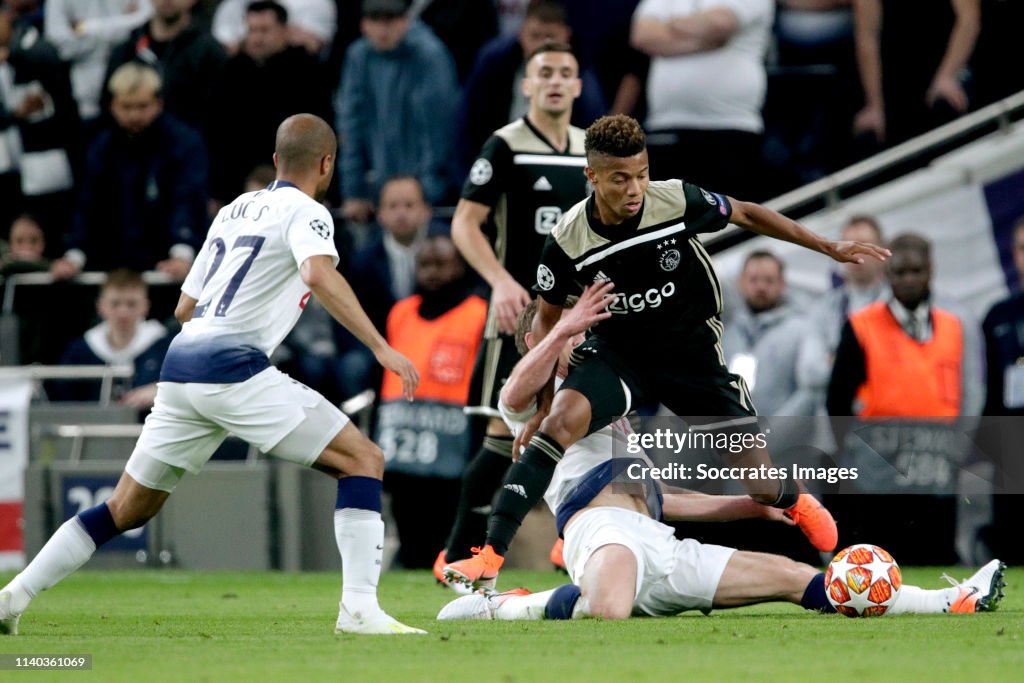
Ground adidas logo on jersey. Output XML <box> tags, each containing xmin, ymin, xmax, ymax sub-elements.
<box><xmin>503</xmin><ymin>484</ymin><xmax>528</xmax><ymax>498</ymax></box>
<box><xmin>533</xmin><ymin>176</ymin><xmax>553</xmax><ymax>191</ymax></box>
<box><xmin>593</xmin><ymin>271</ymin><xmax>610</xmax><ymax>283</ymax></box>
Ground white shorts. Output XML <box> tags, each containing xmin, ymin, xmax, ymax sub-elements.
<box><xmin>563</xmin><ymin>507</ymin><xmax>736</xmax><ymax>616</ymax></box>
<box><xmin>128</xmin><ymin>367</ymin><xmax>349</xmax><ymax>479</ymax></box>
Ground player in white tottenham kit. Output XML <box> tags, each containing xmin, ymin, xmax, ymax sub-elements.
<box><xmin>0</xmin><ymin>114</ymin><xmax>426</xmax><ymax>636</ymax></box>
<box><xmin>438</xmin><ymin>284</ymin><xmax>1006</xmax><ymax>621</ymax></box>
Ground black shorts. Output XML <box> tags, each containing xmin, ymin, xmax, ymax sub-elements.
<box><xmin>466</xmin><ymin>333</ymin><xmax>522</xmax><ymax>418</ymax></box>
<box><xmin>562</xmin><ymin>334</ymin><xmax>757</xmax><ymax>436</ymax></box>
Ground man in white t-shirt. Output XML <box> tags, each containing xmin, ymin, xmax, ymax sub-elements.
<box><xmin>630</xmin><ymin>0</ymin><xmax>773</xmax><ymax>200</ymax></box>
<box><xmin>0</xmin><ymin>114</ymin><xmax>426</xmax><ymax>636</ymax></box>
<box><xmin>438</xmin><ymin>284</ymin><xmax>1007</xmax><ymax>621</ymax></box>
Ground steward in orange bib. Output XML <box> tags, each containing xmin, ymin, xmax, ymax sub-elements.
<box><xmin>825</xmin><ymin>233</ymin><xmax>985</xmax><ymax>564</ymax></box>
<box><xmin>376</xmin><ymin>235</ymin><xmax>487</xmax><ymax>566</ymax></box>
<box><xmin>828</xmin><ymin>233</ymin><xmax>980</xmax><ymax>419</ymax></box>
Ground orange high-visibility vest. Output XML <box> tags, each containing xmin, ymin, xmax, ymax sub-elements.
<box><xmin>379</xmin><ymin>294</ymin><xmax>487</xmax><ymax>404</ymax></box>
<box><xmin>848</xmin><ymin>301</ymin><xmax>963</xmax><ymax>417</ymax></box>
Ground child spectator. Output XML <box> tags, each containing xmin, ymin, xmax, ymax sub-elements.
<box><xmin>49</xmin><ymin>269</ymin><xmax>171</xmax><ymax>408</ymax></box>
<box><xmin>1</xmin><ymin>214</ymin><xmax>49</xmax><ymax>277</ymax></box>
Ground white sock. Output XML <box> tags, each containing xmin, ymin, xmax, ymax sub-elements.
<box><xmin>495</xmin><ymin>589</ymin><xmax>556</xmax><ymax>620</ymax></box>
<box><xmin>2</xmin><ymin>518</ymin><xmax>97</xmax><ymax>615</ymax></box>
<box><xmin>888</xmin><ymin>585</ymin><xmax>957</xmax><ymax>614</ymax></box>
<box><xmin>495</xmin><ymin>589</ymin><xmax>591</xmax><ymax>620</ymax></box>
<box><xmin>334</xmin><ymin>508</ymin><xmax>384</xmax><ymax>617</ymax></box>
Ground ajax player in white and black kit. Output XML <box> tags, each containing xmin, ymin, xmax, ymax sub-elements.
<box><xmin>437</xmin><ymin>290</ymin><xmax>1007</xmax><ymax>621</ymax></box>
<box><xmin>0</xmin><ymin>115</ymin><xmax>426</xmax><ymax>636</ymax></box>
<box><xmin>440</xmin><ymin>42</ymin><xmax>591</xmax><ymax>575</ymax></box>
<box><xmin>444</xmin><ymin>115</ymin><xmax>893</xmax><ymax>591</ymax></box>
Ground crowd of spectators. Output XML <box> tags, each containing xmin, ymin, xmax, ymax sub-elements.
<box><xmin>1</xmin><ymin>0</ymin><xmax>1023</xmax><ymax>566</ymax></box>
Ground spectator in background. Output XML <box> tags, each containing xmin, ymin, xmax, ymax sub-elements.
<box><xmin>105</xmin><ymin>0</ymin><xmax>227</xmax><ymax>134</ymax></box>
<box><xmin>562</xmin><ymin>0</ymin><xmax>647</xmax><ymax>117</ymax></box>
<box><xmin>212</xmin><ymin>0</ymin><xmax>336</xmax><ymax>57</ymax></box>
<box><xmin>49</xmin><ymin>269</ymin><xmax>171</xmax><ymax>409</ymax></box>
<box><xmin>0</xmin><ymin>2</ymin><xmax>79</xmax><ymax>243</ymax></box>
<box><xmin>723</xmin><ymin>251</ymin><xmax>827</xmax><ymax>418</ymax></box>
<box><xmin>764</xmin><ymin>0</ymin><xmax>857</xmax><ymax>190</ymax></box>
<box><xmin>1</xmin><ymin>213</ymin><xmax>48</xmax><ymax>276</ymax></box>
<box><xmin>378</xmin><ymin>234</ymin><xmax>487</xmax><ymax>568</ymax></box>
<box><xmin>971</xmin><ymin>0</ymin><xmax>1024</xmax><ymax>110</ymax></box>
<box><xmin>828</xmin><ymin>232</ymin><xmax>983</xmax><ymax>418</ymax></box>
<box><xmin>852</xmin><ymin>0</ymin><xmax>980</xmax><ymax>149</ymax></box>
<box><xmin>6</xmin><ymin>0</ymin><xmax>42</xmax><ymax>34</ymax></box>
<box><xmin>417</xmin><ymin>0</ymin><xmax>499</xmax><ymax>83</ymax></box>
<box><xmin>51</xmin><ymin>63</ymin><xmax>207</xmax><ymax>281</ymax></box>
<box><xmin>337</xmin><ymin>0</ymin><xmax>458</xmax><ymax>222</ymax></box>
<box><xmin>335</xmin><ymin>174</ymin><xmax>448</xmax><ymax>398</ymax></box>
<box><xmin>456</xmin><ymin>0</ymin><xmax>605</xmax><ymax>178</ymax></box>
<box><xmin>812</xmin><ymin>215</ymin><xmax>889</xmax><ymax>356</ymax></box>
<box><xmin>495</xmin><ymin>0</ymin><xmax>530</xmax><ymax>37</ymax></box>
<box><xmin>44</xmin><ymin>0</ymin><xmax>151</xmax><ymax>126</ymax></box>
<box><xmin>207</xmin><ymin>0</ymin><xmax>332</xmax><ymax>206</ymax></box>
<box><xmin>982</xmin><ymin>216</ymin><xmax>1024</xmax><ymax>564</ymax></box>
<box><xmin>827</xmin><ymin>233</ymin><xmax>985</xmax><ymax>563</ymax></box>
<box><xmin>630</xmin><ymin>0</ymin><xmax>774</xmax><ymax>200</ymax></box>
<box><xmin>984</xmin><ymin>217</ymin><xmax>1024</xmax><ymax>416</ymax></box>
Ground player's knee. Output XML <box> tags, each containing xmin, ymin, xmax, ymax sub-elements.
<box><xmin>359</xmin><ymin>442</ymin><xmax>385</xmax><ymax>478</ymax></box>
<box><xmin>539</xmin><ymin>411</ymin><xmax>586</xmax><ymax>446</ymax></box>
<box><xmin>586</xmin><ymin>594</ymin><xmax>632</xmax><ymax>620</ymax></box>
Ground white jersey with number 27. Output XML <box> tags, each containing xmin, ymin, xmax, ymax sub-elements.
<box><xmin>161</xmin><ymin>182</ymin><xmax>338</xmax><ymax>384</ymax></box>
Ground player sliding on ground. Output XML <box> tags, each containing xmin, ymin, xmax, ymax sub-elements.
<box><xmin>438</xmin><ymin>291</ymin><xmax>1006</xmax><ymax>621</ymax></box>
<box><xmin>444</xmin><ymin>114</ymin><xmax>892</xmax><ymax>590</ymax></box>
<box><xmin>1</xmin><ymin>115</ymin><xmax>425</xmax><ymax>636</ymax></box>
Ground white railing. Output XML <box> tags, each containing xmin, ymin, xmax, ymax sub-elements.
<box><xmin>705</xmin><ymin>89</ymin><xmax>1024</xmax><ymax>252</ymax></box>
<box><xmin>0</xmin><ymin>365</ymin><xmax>133</xmax><ymax>405</ymax></box>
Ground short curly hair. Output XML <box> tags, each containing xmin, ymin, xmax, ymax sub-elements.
<box><xmin>584</xmin><ymin>115</ymin><xmax>646</xmax><ymax>160</ymax></box>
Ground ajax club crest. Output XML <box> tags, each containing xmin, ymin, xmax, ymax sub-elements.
<box><xmin>656</xmin><ymin>239</ymin><xmax>680</xmax><ymax>272</ymax></box>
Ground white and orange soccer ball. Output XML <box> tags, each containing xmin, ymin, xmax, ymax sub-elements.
<box><xmin>825</xmin><ymin>544</ymin><xmax>902</xmax><ymax>617</ymax></box>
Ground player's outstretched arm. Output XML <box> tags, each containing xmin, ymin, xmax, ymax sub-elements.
<box><xmin>451</xmin><ymin>199</ymin><xmax>531</xmax><ymax>335</ymax></box>
<box><xmin>729</xmin><ymin>200</ymin><xmax>891</xmax><ymax>265</ymax></box>
<box><xmin>301</xmin><ymin>255</ymin><xmax>419</xmax><ymax>400</ymax></box>
<box><xmin>500</xmin><ymin>282</ymin><xmax>614</xmax><ymax>414</ymax></box>
<box><xmin>660</xmin><ymin>489</ymin><xmax>796</xmax><ymax>525</ymax></box>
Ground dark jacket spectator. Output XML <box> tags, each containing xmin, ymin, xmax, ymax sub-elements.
<box><xmin>104</xmin><ymin>2</ymin><xmax>227</xmax><ymax>133</ymax></box>
<box><xmin>206</xmin><ymin>1</ymin><xmax>332</xmax><ymax>203</ymax></box>
<box><xmin>455</xmin><ymin>2</ymin><xmax>606</xmax><ymax>179</ymax></box>
<box><xmin>60</xmin><ymin>63</ymin><xmax>207</xmax><ymax>277</ymax></box>
<box><xmin>418</xmin><ymin>0</ymin><xmax>498</xmax><ymax>82</ymax></box>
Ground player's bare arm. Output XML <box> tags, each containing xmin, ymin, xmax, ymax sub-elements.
<box><xmin>300</xmin><ymin>255</ymin><xmax>419</xmax><ymax>400</ymax></box>
<box><xmin>630</xmin><ymin>8</ymin><xmax>738</xmax><ymax>58</ymax></box>
<box><xmin>174</xmin><ymin>293</ymin><xmax>198</xmax><ymax>324</ymax></box>
<box><xmin>501</xmin><ymin>281</ymin><xmax>615</xmax><ymax>414</ymax></box>
<box><xmin>451</xmin><ymin>198</ymin><xmax>531</xmax><ymax>335</ymax></box>
<box><xmin>852</xmin><ymin>0</ymin><xmax>885</xmax><ymax>140</ymax></box>
<box><xmin>729</xmin><ymin>200</ymin><xmax>892</xmax><ymax>265</ymax></box>
<box><xmin>659</xmin><ymin>488</ymin><xmax>796</xmax><ymax>524</ymax></box>
<box><xmin>926</xmin><ymin>0</ymin><xmax>980</xmax><ymax>112</ymax></box>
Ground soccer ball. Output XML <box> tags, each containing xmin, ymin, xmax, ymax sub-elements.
<box><xmin>825</xmin><ymin>544</ymin><xmax>902</xmax><ymax>617</ymax></box>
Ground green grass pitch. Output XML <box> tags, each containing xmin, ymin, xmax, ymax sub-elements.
<box><xmin>0</xmin><ymin>567</ymin><xmax>1021</xmax><ymax>682</ymax></box>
